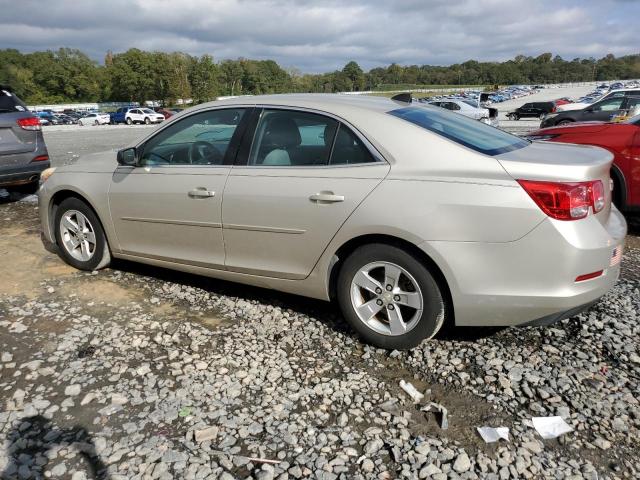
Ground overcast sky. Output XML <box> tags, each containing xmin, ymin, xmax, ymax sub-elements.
<box><xmin>1</xmin><ymin>0</ymin><xmax>638</xmax><ymax>72</ymax></box>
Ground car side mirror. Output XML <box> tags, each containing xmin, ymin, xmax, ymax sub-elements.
<box><xmin>117</xmin><ymin>147</ymin><xmax>137</xmax><ymax>166</ymax></box>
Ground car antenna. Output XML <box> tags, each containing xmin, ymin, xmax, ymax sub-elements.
<box><xmin>391</xmin><ymin>92</ymin><xmax>412</xmax><ymax>104</ymax></box>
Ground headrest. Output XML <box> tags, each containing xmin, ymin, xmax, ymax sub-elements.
<box><xmin>263</xmin><ymin>116</ymin><xmax>301</xmax><ymax>148</ymax></box>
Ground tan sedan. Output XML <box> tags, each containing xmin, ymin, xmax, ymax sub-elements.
<box><xmin>38</xmin><ymin>94</ymin><xmax>626</xmax><ymax>349</ymax></box>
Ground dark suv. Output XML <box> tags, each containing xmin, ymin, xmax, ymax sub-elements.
<box><xmin>507</xmin><ymin>102</ymin><xmax>555</xmax><ymax>120</ymax></box>
<box><xmin>0</xmin><ymin>86</ymin><xmax>49</xmax><ymax>193</ymax></box>
<box><xmin>540</xmin><ymin>91</ymin><xmax>640</xmax><ymax>128</ymax></box>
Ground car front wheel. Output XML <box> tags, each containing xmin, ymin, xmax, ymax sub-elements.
<box><xmin>337</xmin><ymin>244</ymin><xmax>445</xmax><ymax>350</ymax></box>
<box><xmin>54</xmin><ymin>197</ymin><xmax>111</xmax><ymax>271</ymax></box>
<box><xmin>144</xmin><ymin>117</ymin><xmax>151</xmax><ymax>124</ymax></box>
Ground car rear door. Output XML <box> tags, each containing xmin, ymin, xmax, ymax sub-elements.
<box><xmin>109</xmin><ymin>107</ymin><xmax>250</xmax><ymax>267</ymax></box>
<box><xmin>221</xmin><ymin>107</ymin><xmax>390</xmax><ymax>280</ymax></box>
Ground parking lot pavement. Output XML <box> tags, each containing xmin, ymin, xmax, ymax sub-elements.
<box><xmin>1</xmin><ymin>110</ymin><xmax>638</xmax><ymax>479</ymax></box>
<box><xmin>43</xmin><ymin>124</ymin><xmax>156</xmax><ymax>168</ymax></box>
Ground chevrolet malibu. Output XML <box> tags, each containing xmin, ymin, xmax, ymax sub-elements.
<box><xmin>38</xmin><ymin>94</ymin><xmax>627</xmax><ymax>349</ymax></box>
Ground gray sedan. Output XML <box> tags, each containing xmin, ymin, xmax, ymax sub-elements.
<box><xmin>38</xmin><ymin>94</ymin><xmax>626</xmax><ymax>349</ymax></box>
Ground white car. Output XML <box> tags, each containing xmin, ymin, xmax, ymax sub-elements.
<box><xmin>78</xmin><ymin>113</ymin><xmax>111</xmax><ymax>126</ymax></box>
<box><xmin>125</xmin><ymin>108</ymin><xmax>165</xmax><ymax>125</ymax></box>
<box><xmin>427</xmin><ymin>99</ymin><xmax>499</xmax><ymax>127</ymax></box>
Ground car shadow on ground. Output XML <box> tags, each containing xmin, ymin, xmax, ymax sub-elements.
<box><xmin>111</xmin><ymin>258</ymin><xmax>504</xmax><ymax>344</ymax></box>
<box><xmin>0</xmin><ymin>416</ymin><xmax>109</xmax><ymax>480</ymax></box>
<box><xmin>0</xmin><ymin>189</ymin><xmax>36</xmax><ymax>205</ymax></box>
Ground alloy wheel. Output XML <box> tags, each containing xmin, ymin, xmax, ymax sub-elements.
<box><xmin>59</xmin><ymin>210</ymin><xmax>97</xmax><ymax>261</ymax></box>
<box><xmin>350</xmin><ymin>261</ymin><xmax>424</xmax><ymax>336</ymax></box>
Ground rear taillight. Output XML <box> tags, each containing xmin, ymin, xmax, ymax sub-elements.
<box><xmin>518</xmin><ymin>179</ymin><xmax>606</xmax><ymax>221</ymax></box>
<box><xmin>32</xmin><ymin>155</ymin><xmax>49</xmax><ymax>162</ymax></box>
<box><xmin>17</xmin><ymin>117</ymin><xmax>42</xmax><ymax>131</ymax></box>
<box><xmin>591</xmin><ymin>180</ymin><xmax>605</xmax><ymax>213</ymax></box>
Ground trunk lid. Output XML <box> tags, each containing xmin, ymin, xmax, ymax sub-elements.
<box><xmin>496</xmin><ymin>141</ymin><xmax>613</xmax><ymax>225</ymax></box>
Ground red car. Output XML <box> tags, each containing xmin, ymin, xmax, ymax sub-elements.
<box><xmin>526</xmin><ymin>116</ymin><xmax>640</xmax><ymax>213</ymax></box>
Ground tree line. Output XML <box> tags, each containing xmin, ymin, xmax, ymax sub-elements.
<box><xmin>1</xmin><ymin>48</ymin><xmax>638</xmax><ymax>105</ymax></box>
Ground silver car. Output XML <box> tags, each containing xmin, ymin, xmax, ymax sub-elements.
<box><xmin>38</xmin><ymin>94</ymin><xmax>627</xmax><ymax>349</ymax></box>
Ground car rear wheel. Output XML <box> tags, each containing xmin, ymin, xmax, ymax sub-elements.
<box><xmin>94</xmin><ymin>120</ymin><xmax>99</xmax><ymax>126</ymax></box>
<box><xmin>337</xmin><ymin>244</ymin><xmax>445</xmax><ymax>350</ymax></box>
<box><xmin>144</xmin><ymin>117</ymin><xmax>151</xmax><ymax>125</ymax></box>
<box><xmin>508</xmin><ymin>113</ymin><xmax>519</xmax><ymax>121</ymax></box>
<box><xmin>557</xmin><ymin>119</ymin><xmax>573</xmax><ymax>126</ymax></box>
<box><xmin>54</xmin><ymin>197</ymin><xmax>111</xmax><ymax>271</ymax></box>
<box><xmin>126</xmin><ymin>118</ymin><xmax>132</xmax><ymax>125</ymax></box>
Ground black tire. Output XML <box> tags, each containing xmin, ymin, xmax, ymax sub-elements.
<box><xmin>126</xmin><ymin>118</ymin><xmax>132</xmax><ymax>125</ymax></box>
<box><xmin>94</xmin><ymin>120</ymin><xmax>99</xmax><ymax>126</ymax></box>
<box><xmin>336</xmin><ymin>244</ymin><xmax>445</xmax><ymax>350</ymax></box>
<box><xmin>539</xmin><ymin>113</ymin><xmax>546</xmax><ymax>120</ymax></box>
<box><xmin>144</xmin><ymin>117</ymin><xmax>151</xmax><ymax>125</ymax></box>
<box><xmin>54</xmin><ymin>197</ymin><xmax>111</xmax><ymax>271</ymax></box>
<box><xmin>557</xmin><ymin>119</ymin><xmax>573</xmax><ymax>126</ymax></box>
<box><xmin>508</xmin><ymin>113</ymin><xmax>519</xmax><ymax>121</ymax></box>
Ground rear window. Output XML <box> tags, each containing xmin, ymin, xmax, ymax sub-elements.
<box><xmin>388</xmin><ymin>106</ymin><xmax>529</xmax><ymax>156</ymax></box>
<box><xmin>0</xmin><ymin>88</ymin><xmax>28</xmax><ymax>113</ymax></box>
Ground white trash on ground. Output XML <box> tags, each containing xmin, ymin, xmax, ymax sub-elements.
<box><xmin>399</xmin><ymin>380</ymin><xmax>424</xmax><ymax>403</ymax></box>
<box><xmin>532</xmin><ymin>416</ymin><xmax>573</xmax><ymax>439</ymax></box>
<box><xmin>477</xmin><ymin>426</ymin><xmax>510</xmax><ymax>443</ymax></box>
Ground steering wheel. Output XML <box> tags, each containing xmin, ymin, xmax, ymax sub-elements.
<box><xmin>188</xmin><ymin>140</ymin><xmax>223</xmax><ymax>165</ymax></box>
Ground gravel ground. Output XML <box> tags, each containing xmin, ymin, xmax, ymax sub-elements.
<box><xmin>1</xmin><ymin>87</ymin><xmax>639</xmax><ymax>479</ymax></box>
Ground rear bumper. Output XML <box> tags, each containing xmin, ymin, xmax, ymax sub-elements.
<box><xmin>0</xmin><ymin>160</ymin><xmax>50</xmax><ymax>187</ymax></box>
<box><xmin>420</xmin><ymin>206</ymin><xmax>627</xmax><ymax>327</ymax></box>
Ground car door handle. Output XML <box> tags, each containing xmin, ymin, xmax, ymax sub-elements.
<box><xmin>309</xmin><ymin>192</ymin><xmax>344</xmax><ymax>203</ymax></box>
<box><xmin>188</xmin><ymin>188</ymin><xmax>215</xmax><ymax>198</ymax></box>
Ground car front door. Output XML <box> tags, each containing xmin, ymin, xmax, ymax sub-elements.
<box><xmin>109</xmin><ymin>107</ymin><xmax>250</xmax><ymax>268</ymax></box>
<box><xmin>580</xmin><ymin>97</ymin><xmax>626</xmax><ymax>122</ymax></box>
<box><xmin>222</xmin><ymin>108</ymin><xmax>390</xmax><ymax>279</ymax></box>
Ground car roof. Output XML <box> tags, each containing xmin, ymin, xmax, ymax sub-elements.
<box><xmin>195</xmin><ymin>94</ymin><xmax>403</xmax><ymax>117</ymax></box>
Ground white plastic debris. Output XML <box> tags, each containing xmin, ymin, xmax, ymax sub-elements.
<box><xmin>532</xmin><ymin>416</ymin><xmax>573</xmax><ymax>439</ymax></box>
<box><xmin>399</xmin><ymin>380</ymin><xmax>424</xmax><ymax>403</ymax></box>
<box><xmin>477</xmin><ymin>426</ymin><xmax>510</xmax><ymax>443</ymax></box>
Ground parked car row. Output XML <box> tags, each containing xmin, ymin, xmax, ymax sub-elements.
<box><xmin>30</xmin><ymin>106</ymin><xmax>183</xmax><ymax>127</ymax></box>
<box><xmin>109</xmin><ymin>106</ymin><xmax>181</xmax><ymax>125</ymax></box>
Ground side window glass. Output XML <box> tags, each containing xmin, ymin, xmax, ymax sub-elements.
<box><xmin>140</xmin><ymin>108</ymin><xmax>246</xmax><ymax>166</ymax></box>
<box><xmin>594</xmin><ymin>98</ymin><xmax>624</xmax><ymax>111</ymax></box>
<box><xmin>330</xmin><ymin>125</ymin><xmax>376</xmax><ymax>165</ymax></box>
<box><xmin>451</xmin><ymin>103</ymin><xmax>461</xmax><ymax>111</ymax></box>
<box><xmin>248</xmin><ymin>110</ymin><xmax>338</xmax><ymax>166</ymax></box>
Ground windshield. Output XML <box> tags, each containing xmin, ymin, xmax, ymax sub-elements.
<box><xmin>388</xmin><ymin>106</ymin><xmax>529</xmax><ymax>156</ymax></box>
<box><xmin>142</xmin><ymin>108</ymin><xmax>155</xmax><ymax>114</ymax></box>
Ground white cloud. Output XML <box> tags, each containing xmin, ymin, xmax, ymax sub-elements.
<box><xmin>0</xmin><ymin>0</ymin><xmax>637</xmax><ymax>72</ymax></box>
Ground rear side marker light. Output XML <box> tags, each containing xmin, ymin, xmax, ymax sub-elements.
<box><xmin>575</xmin><ymin>270</ymin><xmax>603</xmax><ymax>282</ymax></box>
<box><xmin>518</xmin><ymin>179</ymin><xmax>605</xmax><ymax>221</ymax></box>
<box><xmin>16</xmin><ymin>117</ymin><xmax>42</xmax><ymax>131</ymax></box>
